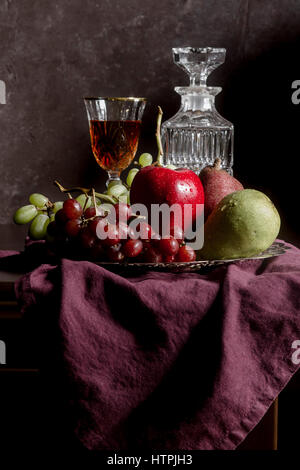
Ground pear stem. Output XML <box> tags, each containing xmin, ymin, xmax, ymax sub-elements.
<box><xmin>156</xmin><ymin>106</ymin><xmax>163</xmax><ymax>166</ymax></box>
<box><xmin>213</xmin><ymin>158</ymin><xmax>222</xmax><ymax>171</ymax></box>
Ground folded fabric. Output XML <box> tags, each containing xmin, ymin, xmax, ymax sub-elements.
<box><xmin>8</xmin><ymin>240</ymin><xmax>300</xmax><ymax>450</ymax></box>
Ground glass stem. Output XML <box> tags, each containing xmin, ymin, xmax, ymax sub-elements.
<box><xmin>106</xmin><ymin>170</ymin><xmax>121</xmax><ymax>188</ymax></box>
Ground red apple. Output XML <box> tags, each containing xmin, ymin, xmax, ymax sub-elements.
<box><xmin>130</xmin><ymin>166</ymin><xmax>204</xmax><ymax>234</ymax></box>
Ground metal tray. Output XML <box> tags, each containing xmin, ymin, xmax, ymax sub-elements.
<box><xmin>94</xmin><ymin>241</ymin><xmax>290</xmax><ymax>273</ymax></box>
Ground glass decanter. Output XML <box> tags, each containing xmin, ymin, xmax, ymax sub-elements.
<box><xmin>161</xmin><ymin>47</ymin><xmax>233</xmax><ymax>174</ymax></box>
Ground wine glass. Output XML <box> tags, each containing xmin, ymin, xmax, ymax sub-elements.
<box><xmin>84</xmin><ymin>97</ymin><xmax>146</xmax><ymax>187</ymax></box>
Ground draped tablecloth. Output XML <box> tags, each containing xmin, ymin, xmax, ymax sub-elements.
<box><xmin>1</xmin><ymin>240</ymin><xmax>300</xmax><ymax>450</ymax></box>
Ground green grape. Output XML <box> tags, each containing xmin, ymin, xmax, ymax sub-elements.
<box><xmin>90</xmin><ymin>198</ymin><xmax>102</xmax><ymax>208</ymax></box>
<box><xmin>165</xmin><ymin>164</ymin><xmax>177</xmax><ymax>170</ymax></box>
<box><xmin>139</xmin><ymin>153</ymin><xmax>153</xmax><ymax>167</ymax></box>
<box><xmin>29</xmin><ymin>193</ymin><xmax>49</xmax><ymax>208</ymax></box>
<box><xmin>98</xmin><ymin>203</ymin><xmax>112</xmax><ymax>214</ymax></box>
<box><xmin>127</xmin><ymin>192</ymin><xmax>130</xmax><ymax>205</ymax></box>
<box><xmin>29</xmin><ymin>213</ymin><xmax>50</xmax><ymax>240</ymax></box>
<box><xmin>107</xmin><ymin>184</ymin><xmax>127</xmax><ymax>198</ymax></box>
<box><xmin>126</xmin><ymin>168</ymin><xmax>139</xmax><ymax>187</ymax></box>
<box><xmin>118</xmin><ymin>192</ymin><xmax>128</xmax><ymax>204</ymax></box>
<box><xmin>107</xmin><ymin>180</ymin><xmax>121</xmax><ymax>191</ymax></box>
<box><xmin>52</xmin><ymin>201</ymin><xmax>64</xmax><ymax>214</ymax></box>
<box><xmin>49</xmin><ymin>213</ymin><xmax>56</xmax><ymax>223</ymax></box>
<box><xmin>76</xmin><ymin>193</ymin><xmax>91</xmax><ymax>210</ymax></box>
<box><xmin>13</xmin><ymin>205</ymin><xmax>38</xmax><ymax>225</ymax></box>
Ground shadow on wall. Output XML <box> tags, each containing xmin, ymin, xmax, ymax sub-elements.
<box><xmin>221</xmin><ymin>38</ymin><xmax>300</xmax><ymax>245</ymax></box>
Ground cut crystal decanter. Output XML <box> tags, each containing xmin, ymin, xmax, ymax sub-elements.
<box><xmin>161</xmin><ymin>47</ymin><xmax>234</xmax><ymax>174</ymax></box>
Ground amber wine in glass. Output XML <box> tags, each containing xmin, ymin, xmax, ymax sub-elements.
<box><xmin>84</xmin><ymin>97</ymin><xmax>146</xmax><ymax>186</ymax></box>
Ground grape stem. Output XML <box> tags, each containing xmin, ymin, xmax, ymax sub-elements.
<box><xmin>82</xmin><ymin>193</ymin><xmax>89</xmax><ymax>212</ymax></box>
<box><xmin>155</xmin><ymin>106</ymin><xmax>163</xmax><ymax>166</ymax></box>
<box><xmin>92</xmin><ymin>188</ymin><xmax>102</xmax><ymax>217</ymax></box>
<box><xmin>45</xmin><ymin>200</ymin><xmax>54</xmax><ymax>210</ymax></box>
<box><xmin>131</xmin><ymin>214</ymin><xmax>146</xmax><ymax>220</ymax></box>
<box><xmin>54</xmin><ymin>180</ymin><xmax>116</xmax><ymax>204</ymax></box>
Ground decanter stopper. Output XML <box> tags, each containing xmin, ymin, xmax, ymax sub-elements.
<box><xmin>173</xmin><ymin>47</ymin><xmax>226</xmax><ymax>87</ymax></box>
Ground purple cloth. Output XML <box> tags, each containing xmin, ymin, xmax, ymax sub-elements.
<box><xmin>4</xmin><ymin>240</ymin><xmax>300</xmax><ymax>450</ymax></box>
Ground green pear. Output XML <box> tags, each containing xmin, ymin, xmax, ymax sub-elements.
<box><xmin>198</xmin><ymin>189</ymin><xmax>281</xmax><ymax>260</ymax></box>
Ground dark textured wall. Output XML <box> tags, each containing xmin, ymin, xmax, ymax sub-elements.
<box><xmin>0</xmin><ymin>0</ymin><xmax>299</xmax><ymax>243</ymax></box>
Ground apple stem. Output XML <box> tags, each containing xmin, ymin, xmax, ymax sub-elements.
<box><xmin>156</xmin><ymin>106</ymin><xmax>164</xmax><ymax>166</ymax></box>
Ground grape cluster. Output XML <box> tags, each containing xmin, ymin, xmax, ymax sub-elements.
<box><xmin>46</xmin><ymin>199</ymin><xmax>196</xmax><ymax>263</ymax></box>
<box><xmin>13</xmin><ymin>193</ymin><xmax>64</xmax><ymax>240</ymax></box>
<box><xmin>12</xmin><ymin>153</ymin><xmax>197</xmax><ymax>263</ymax></box>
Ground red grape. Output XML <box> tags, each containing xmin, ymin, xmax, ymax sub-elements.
<box><xmin>88</xmin><ymin>216</ymin><xmax>107</xmax><ymax>236</ymax></box>
<box><xmin>84</xmin><ymin>206</ymin><xmax>107</xmax><ymax>220</ymax></box>
<box><xmin>142</xmin><ymin>246</ymin><xmax>162</xmax><ymax>263</ymax></box>
<box><xmin>47</xmin><ymin>221</ymin><xmax>61</xmax><ymax>237</ymax></box>
<box><xmin>90</xmin><ymin>240</ymin><xmax>106</xmax><ymax>260</ymax></box>
<box><xmin>127</xmin><ymin>225</ymin><xmax>136</xmax><ymax>240</ymax></box>
<box><xmin>102</xmin><ymin>224</ymin><xmax>121</xmax><ymax>246</ymax></box>
<box><xmin>84</xmin><ymin>207</ymin><xmax>96</xmax><ymax>219</ymax></box>
<box><xmin>79</xmin><ymin>227</ymin><xmax>96</xmax><ymax>250</ymax></box>
<box><xmin>64</xmin><ymin>219</ymin><xmax>81</xmax><ymax>238</ymax></box>
<box><xmin>158</xmin><ymin>237</ymin><xmax>179</xmax><ymax>256</ymax></box>
<box><xmin>118</xmin><ymin>222</ymin><xmax>135</xmax><ymax>241</ymax></box>
<box><xmin>63</xmin><ymin>199</ymin><xmax>83</xmax><ymax>220</ymax></box>
<box><xmin>55</xmin><ymin>208</ymin><xmax>68</xmax><ymax>225</ymax></box>
<box><xmin>135</xmin><ymin>222</ymin><xmax>153</xmax><ymax>240</ymax></box>
<box><xmin>170</xmin><ymin>225</ymin><xmax>184</xmax><ymax>243</ymax></box>
<box><xmin>106</xmin><ymin>243</ymin><xmax>125</xmax><ymax>262</ymax></box>
<box><xmin>122</xmin><ymin>239</ymin><xmax>143</xmax><ymax>258</ymax></box>
<box><xmin>176</xmin><ymin>244</ymin><xmax>196</xmax><ymax>262</ymax></box>
<box><xmin>150</xmin><ymin>233</ymin><xmax>161</xmax><ymax>248</ymax></box>
<box><xmin>164</xmin><ymin>255</ymin><xmax>175</xmax><ymax>263</ymax></box>
<box><xmin>114</xmin><ymin>203</ymin><xmax>132</xmax><ymax>223</ymax></box>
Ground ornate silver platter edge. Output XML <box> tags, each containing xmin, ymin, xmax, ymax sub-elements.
<box><xmin>94</xmin><ymin>241</ymin><xmax>290</xmax><ymax>273</ymax></box>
